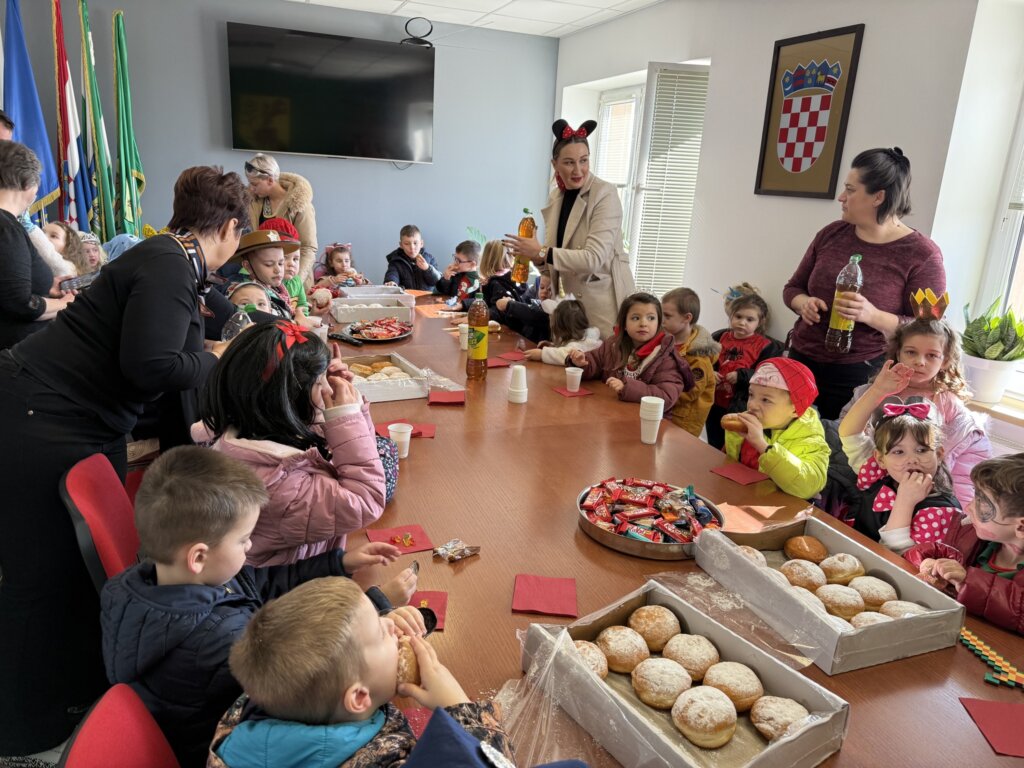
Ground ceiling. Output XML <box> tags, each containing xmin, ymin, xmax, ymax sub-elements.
<box><xmin>287</xmin><ymin>0</ymin><xmax>666</xmax><ymax>38</ymax></box>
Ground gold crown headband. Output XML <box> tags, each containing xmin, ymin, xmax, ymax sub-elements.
<box><xmin>910</xmin><ymin>288</ymin><xmax>950</xmax><ymax>321</ymax></box>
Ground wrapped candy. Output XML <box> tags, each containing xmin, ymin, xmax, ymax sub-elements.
<box><xmin>432</xmin><ymin>538</ymin><xmax>480</xmax><ymax>562</ymax></box>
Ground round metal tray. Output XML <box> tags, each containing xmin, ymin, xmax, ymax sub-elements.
<box><xmin>576</xmin><ymin>482</ymin><xmax>725</xmax><ymax>561</ymax></box>
<box><xmin>341</xmin><ymin>322</ymin><xmax>413</xmax><ymax>343</ymax></box>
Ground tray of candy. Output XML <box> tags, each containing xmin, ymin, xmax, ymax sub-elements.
<box><xmin>577</xmin><ymin>478</ymin><xmax>723</xmax><ymax>561</ymax></box>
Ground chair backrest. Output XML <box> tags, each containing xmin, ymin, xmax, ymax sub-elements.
<box><xmin>59</xmin><ymin>453</ymin><xmax>140</xmax><ymax>593</ymax></box>
<box><xmin>58</xmin><ymin>684</ymin><xmax>179</xmax><ymax>768</ymax></box>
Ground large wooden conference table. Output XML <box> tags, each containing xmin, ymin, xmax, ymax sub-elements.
<box><xmin>344</xmin><ymin>299</ymin><xmax>1019</xmax><ymax>767</ymax></box>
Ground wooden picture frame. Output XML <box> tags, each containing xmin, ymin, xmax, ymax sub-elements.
<box><xmin>754</xmin><ymin>24</ymin><xmax>864</xmax><ymax>198</ymax></box>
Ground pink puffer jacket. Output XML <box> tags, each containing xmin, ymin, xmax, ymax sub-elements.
<box><xmin>200</xmin><ymin>401</ymin><xmax>386</xmax><ymax>566</ymax></box>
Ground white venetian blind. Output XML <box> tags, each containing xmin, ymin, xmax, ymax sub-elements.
<box><xmin>594</xmin><ymin>98</ymin><xmax>637</xmax><ymax>187</ymax></box>
<box><xmin>631</xmin><ymin>65</ymin><xmax>709</xmax><ymax>298</ymax></box>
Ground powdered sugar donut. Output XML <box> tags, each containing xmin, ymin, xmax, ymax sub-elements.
<box><xmin>703</xmin><ymin>661</ymin><xmax>764</xmax><ymax>712</ymax></box>
<box><xmin>737</xmin><ymin>545</ymin><xmax>768</xmax><ymax>567</ymax></box>
<box><xmin>750</xmin><ymin>696</ymin><xmax>810</xmax><ymax>741</ymax></box>
<box><xmin>662</xmin><ymin>634</ymin><xmax>719</xmax><ymax>682</ymax></box>
<box><xmin>819</xmin><ymin>553</ymin><xmax>865</xmax><ymax>585</ymax></box>
<box><xmin>311</xmin><ymin>288</ymin><xmax>332</xmax><ymax>308</ymax></box>
<box><xmin>879</xmin><ymin>600</ymin><xmax>930</xmax><ymax>618</ymax></box>
<box><xmin>595</xmin><ymin>626</ymin><xmax>649</xmax><ymax>673</ymax></box>
<box><xmin>572</xmin><ymin>640</ymin><xmax>608</xmax><ymax>680</ymax></box>
<box><xmin>627</xmin><ymin>605</ymin><xmax>681</xmax><ymax>652</ymax></box>
<box><xmin>631</xmin><ymin>657</ymin><xmax>692</xmax><ymax>709</ymax></box>
<box><xmin>789</xmin><ymin>586</ymin><xmax>827</xmax><ymax>614</ymax></box>
<box><xmin>780</xmin><ymin>559</ymin><xmax>827</xmax><ymax>591</ymax></box>
<box><xmin>671</xmin><ymin>686</ymin><xmax>737</xmax><ymax>749</ymax></box>
<box><xmin>850</xmin><ymin>612</ymin><xmax>895</xmax><ymax>629</ymax></box>
<box><xmin>848</xmin><ymin>576</ymin><xmax>898</xmax><ymax>611</ymax></box>
<box><xmin>815</xmin><ymin>584</ymin><xmax>865</xmax><ymax>620</ymax></box>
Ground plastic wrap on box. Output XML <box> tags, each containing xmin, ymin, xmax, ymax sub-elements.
<box><xmin>695</xmin><ymin>518</ymin><xmax>966</xmax><ymax>674</ymax></box>
<box><xmin>516</xmin><ymin>581</ymin><xmax>848</xmax><ymax>768</ymax></box>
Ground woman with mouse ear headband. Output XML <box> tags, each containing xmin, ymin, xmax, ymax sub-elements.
<box><xmin>502</xmin><ymin>119</ymin><xmax>635</xmax><ymax>340</ymax></box>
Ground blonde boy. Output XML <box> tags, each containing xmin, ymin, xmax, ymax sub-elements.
<box><xmin>661</xmin><ymin>287</ymin><xmax>720</xmax><ymax>436</ymax></box>
<box><xmin>209</xmin><ymin>578</ymin><xmax>514</xmax><ymax>767</ymax></box>
<box><xmin>723</xmin><ymin>357</ymin><xmax>829</xmax><ymax>499</ymax></box>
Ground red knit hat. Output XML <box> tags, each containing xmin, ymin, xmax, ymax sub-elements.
<box><xmin>259</xmin><ymin>217</ymin><xmax>299</xmax><ymax>242</ymax></box>
<box><xmin>749</xmin><ymin>357</ymin><xmax>818</xmax><ymax>416</ymax></box>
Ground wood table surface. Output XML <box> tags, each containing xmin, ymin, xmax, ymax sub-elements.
<box><xmin>339</xmin><ymin>299</ymin><xmax>1021</xmax><ymax>767</ymax></box>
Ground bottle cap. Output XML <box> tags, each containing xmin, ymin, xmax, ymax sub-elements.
<box><xmin>243</xmin><ymin>303</ymin><xmax>257</xmax><ymax>313</ymax></box>
<box><xmin>851</xmin><ymin>254</ymin><xmax>862</xmax><ymax>263</ymax></box>
<box><xmin>476</xmin><ymin>292</ymin><xmax>484</xmax><ymax>299</ymax></box>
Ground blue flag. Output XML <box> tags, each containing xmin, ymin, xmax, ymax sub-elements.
<box><xmin>3</xmin><ymin>0</ymin><xmax>60</xmax><ymax>216</ymax></box>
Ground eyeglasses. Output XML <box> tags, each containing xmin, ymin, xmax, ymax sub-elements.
<box><xmin>244</xmin><ymin>161</ymin><xmax>270</xmax><ymax>178</ymax></box>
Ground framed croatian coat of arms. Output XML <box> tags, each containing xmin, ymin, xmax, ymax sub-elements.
<box><xmin>754</xmin><ymin>24</ymin><xmax>864</xmax><ymax>198</ymax></box>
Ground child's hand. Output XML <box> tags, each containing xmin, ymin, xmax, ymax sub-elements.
<box><xmin>323</xmin><ymin>376</ymin><xmax>361</xmax><ymax>408</ymax></box>
<box><xmin>714</xmin><ymin>371</ymin><xmax>723</xmax><ymax>385</ymax></box>
<box><xmin>896</xmin><ymin>472</ymin><xmax>934</xmax><ymax>507</ymax></box>
<box><xmin>935</xmin><ymin>559</ymin><xmax>967</xmax><ymax>592</ymax></box>
<box><xmin>736</xmin><ymin>412</ymin><xmax>767</xmax><ymax>453</ymax></box>
<box><xmin>381</xmin><ymin>567</ymin><xmax>418</xmax><ymax>608</ymax></box>
<box><xmin>327</xmin><ymin>343</ymin><xmax>354</xmax><ymax>382</ymax></box>
<box><xmin>343</xmin><ymin>542</ymin><xmax>401</xmax><ymax>573</ymax></box>
<box><xmin>524</xmin><ymin>349</ymin><xmax>542</xmax><ymax>361</ymax></box>
<box><xmin>537</xmin><ymin>341</ymin><xmax>552</xmax><ymax>349</ymax></box>
<box><xmin>496</xmin><ymin>297</ymin><xmax>512</xmax><ymax>312</ymax></box>
<box><xmin>725</xmin><ymin>371</ymin><xmax>738</xmax><ymax>385</ymax></box>
<box><xmin>796</xmin><ymin>295</ymin><xmax>828</xmax><ymax>325</ymax></box>
<box><xmin>388</xmin><ymin>605</ymin><xmax>427</xmax><ymax>637</ymax></box>
<box><xmin>443</xmin><ymin>263</ymin><xmax>458</xmax><ymax>279</ymax></box>
<box><xmin>397</xmin><ymin>634</ymin><xmax>470</xmax><ymax>709</ymax></box>
<box><xmin>567</xmin><ymin>349</ymin><xmax>587</xmax><ymax>367</ymax></box>
<box><xmin>605</xmin><ymin>377</ymin><xmax>625</xmax><ymax>394</ymax></box>
<box><xmin>414</xmin><ymin>253</ymin><xmax>429</xmax><ymax>271</ymax></box>
<box><xmin>871</xmin><ymin>360</ymin><xmax>914</xmax><ymax>397</ymax></box>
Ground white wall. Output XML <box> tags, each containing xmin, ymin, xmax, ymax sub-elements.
<box><xmin>931</xmin><ymin>0</ymin><xmax>1024</xmax><ymax>327</ymax></box>
<box><xmin>556</xmin><ymin>0</ymin><xmax>981</xmax><ymax>338</ymax></box>
<box><xmin>11</xmin><ymin>0</ymin><xmax>558</xmax><ymax>282</ymax></box>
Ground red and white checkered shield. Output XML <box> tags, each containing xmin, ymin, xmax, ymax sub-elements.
<box><xmin>777</xmin><ymin>93</ymin><xmax>832</xmax><ymax>173</ymax></box>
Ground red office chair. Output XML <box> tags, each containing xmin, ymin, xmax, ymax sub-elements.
<box><xmin>59</xmin><ymin>453</ymin><xmax>140</xmax><ymax>593</ymax></box>
<box><xmin>58</xmin><ymin>684</ymin><xmax>179</xmax><ymax>768</ymax></box>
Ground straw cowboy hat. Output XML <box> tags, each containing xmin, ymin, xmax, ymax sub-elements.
<box><xmin>231</xmin><ymin>229</ymin><xmax>299</xmax><ymax>262</ymax></box>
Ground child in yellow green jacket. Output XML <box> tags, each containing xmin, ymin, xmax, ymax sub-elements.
<box><xmin>723</xmin><ymin>358</ymin><xmax>829</xmax><ymax>499</ymax></box>
<box><xmin>662</xmin><ymin>288</ymin><xmax>720</xmax><ymax>437</ymax></box>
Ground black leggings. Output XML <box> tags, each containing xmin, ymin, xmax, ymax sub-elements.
<box><xmin>787</xmin><ymin>349</ymin><xmax>886</xmax><ymax>420</ymax></box>
<box><xmin>0</xmin><ymin>353</ymin><xmax>125</xmax><ymax>754</ymax></box>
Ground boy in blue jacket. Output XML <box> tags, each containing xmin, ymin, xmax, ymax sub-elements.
<box><xmin>99</xmin><ymin>447</ymin><xmax>422</xmax><ymax>768</ymax></box>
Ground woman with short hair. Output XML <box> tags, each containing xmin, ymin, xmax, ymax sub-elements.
<box><xmin>0</xmin><ymin>141</ymin><xmax>74</xmax><ymax>349</ymax></box>
<box><xmin>0</xmin><ymin>166</ymin><xmax>248</xmax><ymax>756</ymax></box>
<box><xmin>245</xmin><ymin>153</ymin><xmax>318</xmax><ymax>281</ymax></box>
<box><xmin>783</xmin><ymin>147</ymin><xmax>947</xmax><ymax>418</ymax></box>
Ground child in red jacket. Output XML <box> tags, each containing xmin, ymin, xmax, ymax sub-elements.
<box><xmin>904</xmin><ymin>453</ymin><xmax>1024</xmax><ymax>635</ymax></box>
<box><xmin>567</xmin><ymin>292</ymin><xmax>694</xmax><ymax>411</ymax></box>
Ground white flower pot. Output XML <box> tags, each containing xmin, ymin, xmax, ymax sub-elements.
<box><xmin>963</xmin><ymin>355</ymin><xmax>1019</xmax><ymax>404</ymax></box>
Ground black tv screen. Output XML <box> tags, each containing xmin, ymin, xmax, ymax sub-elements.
<box><xmin>226</xmin><ymin>21</ymin><xmax>434</xmax><ymax>163</ymax></box>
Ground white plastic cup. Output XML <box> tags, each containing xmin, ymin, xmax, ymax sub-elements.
<box><xmin>508</xmin><ymin>387</ymin><xmax>528</xmax><ymax>404</ymax></box>
<box><xmin>565</xmin><ymin>367</ymin><xmax>583</xmax><ymax>393</ymax></box>
<box><xmin>313</xmin><ymin>324</ymin><xmax>329</xmax><ymax>344</ymax></box>
<box><xmin>510</xmin><ymin>365</ymin><xmax>527</xmax><ymax>390</ymax></box>
<box><xmin>639</xmin><ymin>395</ymin><xmax>665</xmax><ymax>419</ymax></box>
<box><xmin>388</xmin><ymin>423</ymin><xmax>414</xmax><ymax>459</ymax></box>
<box><xmin>458</xmin><ymin>323</ymin><xmax>469</xmax><ymax>350</ymax></box>
<box><xmin>640</xmin><ymin>416</ymin><xmax>661</xmax><ymax>445</ymax></box>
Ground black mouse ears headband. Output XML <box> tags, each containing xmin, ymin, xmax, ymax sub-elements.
<box><xmin>552</xmin><ymin>119</ymin><xmax>597</xmax><ymax>141</ymax></box>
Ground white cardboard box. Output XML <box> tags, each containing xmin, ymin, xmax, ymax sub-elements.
<box><xmin>337</xmin><ymin>285</ymin><xmax>407</xmax><ymax>297</ymax></box>
<box><xmin>346</xmin><ymin>352</ymin><xmax>430</xmax><ymax>403</ymax></box>
<box><xmin>330</xmin><ymin>296</ymin><xmax>416</xmax><ymax>325</ymax></box>
<box><xmin>694</xmin><ymin>519</ymin><xmax>966</xmax><ymax>674</ymax></box>
<box><xmin>520</xmin><ymin>581</ymin><xmax>848</xmax><ymax>768</ymax></box>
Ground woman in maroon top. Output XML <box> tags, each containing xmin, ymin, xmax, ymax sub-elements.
<box><xmin>783</xmin><ymin>148</ymin><xmax>946</xmax><ymax>418</ymax></box>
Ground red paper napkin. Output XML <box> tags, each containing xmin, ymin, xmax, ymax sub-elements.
<box><xmin>711</xmin><ymin>461</ymin><xmax>770</xmax><ymax>485</ymax></box>
<box><xmin>402</xmin><ymin>707</ymin><xmax>432</xmax><ymax>738</ymax></box>
<box><xmin>486</xmin><ymin>357</ymin><xmax>512</xmax><ymax>368</ymax></box>
<box><xmin>411</xmin><ymin>590</ymin><xmax>448</xmax><ymax>630</ymax></box>
<box><xmin>512</xmin><ymin>574</ymin><xmax>578</xmax><ymax>617</ymax></box>
<box><xmin>499</xmin><ymin>350</ymin><xmax>526</xmax><ymax>361</ymax></box>
<box><xmin>366</xmin><ymin>525</ymin><xmax>434</xmax><ymax>554</ymax></box>
<box><xmin>961</xmin><ymin>698</ymin><xmax>1024</xmax><ymax>757</ymax></box>
<box><xmin>553</xmin><ymin>386</ymin><xmax>593</xmax><ymax>398</ymax></box>
<box><xmin>428</xmin><ymin>390</ymin><xmax>466</xmax><ymax>405</ymax></box>
<box><xmin>374</xmin><ymin>420</ymin><xmax>436</xmax><ymax>439</ymax></box>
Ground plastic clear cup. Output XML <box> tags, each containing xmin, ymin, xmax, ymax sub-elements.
<box><xmin>458</xmin><ymin>323</ymin><xmax>469</xmax><ymax>350</ymax></box>
<box><xmin>388</xmin><ymin>423</ymin><xmax>414</xmax><ymax>459</ymax></box>
<box><xmin>565</xmin><ymin>367</ymin><xmax>583</xmax><ymax>393</ymax></box>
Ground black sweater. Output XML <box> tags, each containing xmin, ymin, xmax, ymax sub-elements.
<box><xmin>0</xmin><ymin>210</ymin><xmax>52</xmax><ymax>349</ymax></box>
<box><xmin>12</xmin><ymin>234</ymin><xmax>218</xmax><ymax>435</ymax></box>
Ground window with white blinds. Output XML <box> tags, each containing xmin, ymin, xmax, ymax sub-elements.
<box><xmin>1004</xmin><ymin>141</ymin><xmax>1024</xmax><ymax>314</ymax></box>
<box><xmin>593</xmin><ymin>87</ymin><xmax>643</xmax><ymax>243</ymax></box>
<box><xmin>630</xmin><ymin>65</ymin><xmax>709</xmax><ymax>298</ymax></box>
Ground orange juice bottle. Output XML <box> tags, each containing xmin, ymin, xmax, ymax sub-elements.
<box><xmin>825</xmin><ymin>254</ymin><xmax>863</xmax><ymax>354</ymax></box>
<box><xmin>466</xmin><ymin>293</ymin><xmax>488</xmax><ymax>381</ymax></box>
<box><xmin>511</xmin><ymin>209</ymin><xmax>536</xmax><ymax>285</ymax></box>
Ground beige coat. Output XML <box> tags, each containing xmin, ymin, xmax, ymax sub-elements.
<box><xmin>541</xmin><ymin>173</ymin><xmax>635</xmax><ymax>338</ymax></box>
<box><xmin>248</xmin><ymin>172</ymin><xmax>318</xmax><ymax>281</ymax></box>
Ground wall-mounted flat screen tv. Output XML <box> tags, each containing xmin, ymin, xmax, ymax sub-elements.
<box><xmin>226</xmin><ymin>21</ymin><xmax>434</xmax><ymax>164</ymax></box>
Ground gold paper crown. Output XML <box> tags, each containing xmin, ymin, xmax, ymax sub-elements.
<box><xmin>910</xmin><ymin>288</ymin><xmax>950</xmax><ymax>321</ymax></box>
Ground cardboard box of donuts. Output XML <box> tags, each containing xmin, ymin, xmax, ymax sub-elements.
<box><xmin>521</xmin><ymin>581</ymin><xmax>848</xmax><ymax>768</ymax></box>
<box><xmin>695</xmin><ymin>517</ymin><xmax>965</xmax><ymax>674</ymax></box>
<box><xmin>346</xmin><ymin>353</ymin><xmax>430</xmax><ymax>402</ymax></box>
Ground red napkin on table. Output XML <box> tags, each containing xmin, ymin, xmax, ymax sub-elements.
<box><xmin>553</xmin><ymin>386</ymin><xmax>593</xmax><ymax>398</ymax></box>
<box><xmin>428</xmin><ymin>390</ymin><xmax>466</xmax><ymax>405</ymax></box>
<box><xmin>374</xmin><ymin>419</ymin><xmax>436</xmax><ymax>439</ymax></box>
<box><xmin>961</xmin><ymin>698</ymin><xmax>1024</xmax><ymax>757</ymax></box>
<box><xmin>411</xmin><ymin>590</ymin><xmax>448</xmax><ymax>630</ymax></box>
<box><xmin>402</xmin><ymin>707</ymin><xmax>432</xmax><ymax>738</ymax></box>
<box><xmin>486</xmin><ymin>357</ymin><xmax>512</xmax><ymax>368</ymax></box>
<box><xmin>512</xmin><ymin>574</ymin><xmax>578</xmax><ymax>617</ymax></box>
<box><xmin>499</xmin><ymin>350</ymin><xmax>526</xmax><ymax>362</ymax></box>
<box><xmin>366</xmin><ymin>525</ymin><xmax>434</xmax><ymax>554</ymax></box>
<box><xmin>711</xmin><ymin>461</ymin><xmax>770</xmax><ymax>485</ymax></box>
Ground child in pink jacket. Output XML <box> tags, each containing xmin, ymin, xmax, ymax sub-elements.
<box><xmin>196</xmin><ymin>322</ymin><xmax>403</xmax><ymax>585</ymax></box>
<box><xmin>567</xmin><ymin>292</ymin><xmax>694</xmax><ymax>411</ymax></box>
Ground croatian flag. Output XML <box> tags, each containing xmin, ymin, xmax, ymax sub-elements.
<box><xmin>53</xmin><ymin>0</ymin><xmax>90</xmax><ymax>231</ymax></box>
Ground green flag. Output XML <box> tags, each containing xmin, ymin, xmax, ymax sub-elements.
<box><xmin>79</xmin><ymin>0</ymin><xmax>115</xmax><ymax>241</ymax></box>
<box><xmin>113</xmin><ymin>10</ymin><xmax>144</xmax><ymax>237</ymax></box>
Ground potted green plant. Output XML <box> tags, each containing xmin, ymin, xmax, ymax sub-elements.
<box><xmin>961</xmin><ymin>299</ymin><xmax>1024</xmax><ymax>403</ymax></box>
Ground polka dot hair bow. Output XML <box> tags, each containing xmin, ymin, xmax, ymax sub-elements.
<box><xmin>882</xmin><ymin>401</ymin><xmax>933</xmax><ymax>420</ymax></box>
<box><xmin>910</xmin><ymin>507</ymin><xmax>958</xmax><ymax>543</ymax></box>
<box><xmin>561</xmin><ymin>123</ymin><xmax>590</xmax><ymax>139</ymax></box>
<box><xmin>856</xmin><ymin>456</ymin><xmax>888</xmax><ymax>491</ymax></box>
